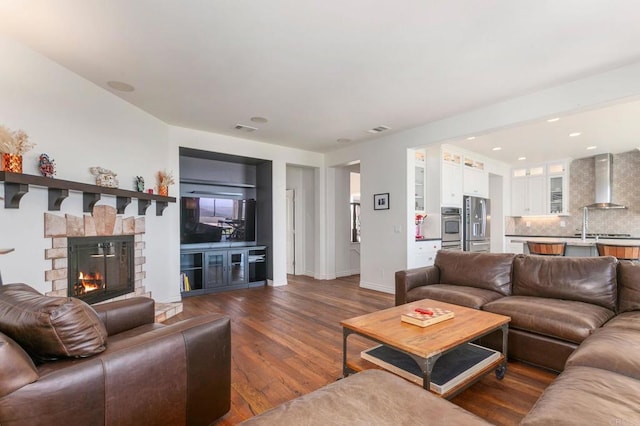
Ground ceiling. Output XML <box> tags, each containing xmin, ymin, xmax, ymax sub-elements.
<box><xmin>2</xmin><ymin>1</ymin><xmax>640</xmax><ymax>156</ymax></box>
<box><xmin>449</xmin><ymin>96</ymin><xmax>640</xmax><ymax>165</ymax></box>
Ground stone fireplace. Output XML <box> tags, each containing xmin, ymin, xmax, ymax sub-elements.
<box><xmin>44</xmin><ymin>206</ymin><xmax>182</xmax><ymax>321</ymax></box>
<box><xmin>67</xmin><ymin>235</ymin><xmax>135</xmax><ymax>304</ymax></box>
<box><xmin>44</xmin><ymin>205</ymin><xmax>149</xmax><ymax>302</ymax></box>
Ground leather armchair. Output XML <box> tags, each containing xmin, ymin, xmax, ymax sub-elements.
<box><xmin>0</xmin><ymin>294</ymin><xmax>231</xmax><ymax>426</ymax></box>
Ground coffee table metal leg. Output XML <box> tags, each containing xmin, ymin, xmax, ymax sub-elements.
<box><xmin>342</xmin><ymin>328</ymin><xmax>354</xmax><ymax>378</ymax></box>
<box><xmin>407</xmin><ymin>353</ymin><xmax>441</xmax><ymax>391</ymax></box>
<box><xmin>496</xmin><ymin>323</ymin><xmax>509</xmax><ymax>380</ymax></box>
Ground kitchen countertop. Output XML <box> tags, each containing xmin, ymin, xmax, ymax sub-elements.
<box><xmin>506</xmin><ymin>235</ymin><xmax>640</xmax><ymax>246</ymax></box>
<box><xmin>506</xmin><ymin>234</ymin><xmax>638</xmax><ymax>240</ymax></box>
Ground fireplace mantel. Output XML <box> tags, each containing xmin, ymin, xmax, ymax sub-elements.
<box><xmin>0</xmin><ymin>171</ymin><xmax>176</xmax><ymax>216</ymax></box>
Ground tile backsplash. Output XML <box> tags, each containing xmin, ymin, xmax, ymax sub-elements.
<box><xmin>506</xmin><ymin>150</ymin><xmax>640</xmax><ymax>238</ymax></box>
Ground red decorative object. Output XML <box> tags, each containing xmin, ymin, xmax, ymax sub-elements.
<box><xmin>415</xmin><ymin>214</ymin><xmax>425</xmax><ymax>239</ymax></box>
<box><xmin>38</xmin><ymin>153</ymin><xmax>56</xmax><ymax>177</ymax></box>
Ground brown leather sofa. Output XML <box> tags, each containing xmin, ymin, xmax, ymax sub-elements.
<box><xmin>0</xmin><ymin>283</ymin><xmax>231</xmax><ymax>426</ymax></box>
<box><xmin>395</xmin><ymin>251</ymin><xmax>640</xmax><ymax>424</ymax></box>
<box><xmin>396</xmin><ymin>250</ymin><xmax>620</xmax><ymax>371</ymax></box>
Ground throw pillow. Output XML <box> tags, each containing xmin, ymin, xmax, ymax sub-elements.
<box><xmin>0</xmin><ymin>331</ymin><xmax>39</xmax><ymax>397</ymax></box>
<box><xmin>0</xmin><ymin>283</ymin><xmax>108</xmax><ymax>362</ymax></box>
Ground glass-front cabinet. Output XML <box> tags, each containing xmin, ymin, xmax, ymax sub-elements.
<box><xmin>180</xmin><ymin>246</ymin><xmax>267</xmax><ymax>296</ymax></box>
<box><xmin>227</xmin><ymin>250</ymin><xmax>248</xmax><ymax>286</ymax></box>
<box><xmin>414</xmin><ymin>150</ymin><xmax>426</xmax><ymax>212</ymax></box>
<box><xmin>205</xmin><ymin>251</ymin><xmax>226</xmax><ymax>288</ymax></box>
<box><xmin>415</xmin><ymin>164</ymin><xmax>425</xmax><ymax>211</ymax></box>
<box><xmin>547</xmin><ymin>161</ymin><xmax>569</xmax><ymax>215</ymax></box>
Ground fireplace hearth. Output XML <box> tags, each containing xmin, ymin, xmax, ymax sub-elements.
<box><xmin>68</xmin><ymin>235</ymin><xmax>134</xmax><ymax>304</ymax></box>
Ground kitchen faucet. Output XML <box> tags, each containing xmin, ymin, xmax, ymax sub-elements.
<box><xmin>581</xmin><ymin>206</ymin><xmax>588</xmax><ymax>241</ymax></box>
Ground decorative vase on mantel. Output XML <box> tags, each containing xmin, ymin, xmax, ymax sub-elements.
<box><xmin>1</xmin><ymin>153</ymin><xmax>22</xmax><ymax>173</ymax></box>
<box><xmin>158</xmin><ymin>185</ymin><xmax>169</xmax><ymax>197</ymax></box>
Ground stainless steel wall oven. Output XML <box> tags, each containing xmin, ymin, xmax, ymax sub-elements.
<box><xmin>441</xmin><ymin>207</ymin><xmax>462</xmax><ymax>250</ymax></box>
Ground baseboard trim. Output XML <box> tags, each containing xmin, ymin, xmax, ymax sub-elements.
<box><xmin>359</xmin><ymin>280</ymin><xmax>394</xmax><ymax>294</ymax></box>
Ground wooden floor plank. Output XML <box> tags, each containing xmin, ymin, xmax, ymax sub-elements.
<box><xmin>167</xmin><ymin>274</ymin><xmax>556</xmax><ymax>425</ymax></box>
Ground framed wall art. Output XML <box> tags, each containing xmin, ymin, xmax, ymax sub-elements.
<box><xmin>374</xmin><ymin>193</ymin><xmax>390</xmax><ymax>210</ymax></box>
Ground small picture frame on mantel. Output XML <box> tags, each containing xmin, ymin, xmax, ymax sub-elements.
<box><xmin>374</xmin><ymin>193</ymin><xmax>390</xmax><ymax>210</ymax></box>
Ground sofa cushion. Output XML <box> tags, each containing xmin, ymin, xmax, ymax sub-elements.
<box><xmin>238</xmin><ymin>369</ymin><xmax>491</xmax><ymax>425</ymax></box>
<box><xmin>603</xmin><ymin>311</ymin><xmax>640</xmax><ymax>331</ymax></box>
<box><xmin>512</xmin><ymin>255</ymin><xmax>618</xmax><ymax>310</ymax></box>
<box><xmin>0</xmin><ymin>283</ymin><xmax>107</xmax><ymax>361</ymax></box>
<box><xmin>566</xmin><ymin>326</ymin><xmax>640</xmax><ymax>380</ymax></box>
<box><xmin>406</xmin><ymin>284</ymin><xmax>503</xmax><ymax>309</ymax></box>
<box><xmin>482</xmin><ymin>296</ymin><xmax>614</xmax><ymax>344</ymax></box>
<box><xmin>617</xmin><ymin>260</ymin><xmax>640</xmax><ymax>313</ymax></box>
<box><xmin>0</xmin><ymin>331</ymin><xmax>38</xmax><ymax>398</ymax></box>
<box><xmin>434</xmin><ymin>251</ymin><xmax>515</xmax><ymax>296</ymax></box>
<box><xmin>521</xmin><ymin>366</ymin><xmax>640</xmax><ymax>425</ymax></box>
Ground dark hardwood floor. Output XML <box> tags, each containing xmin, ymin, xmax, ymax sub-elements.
<box><xmin>166</xmin><ymin>275</ymin><xmax>557</xmax><ymax>425</ymax></box>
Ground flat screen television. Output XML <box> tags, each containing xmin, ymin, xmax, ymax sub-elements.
<box><xmin>181</xmin><ymin>197</ymin><xmax>256</xmax><ymax>244</ymax></box>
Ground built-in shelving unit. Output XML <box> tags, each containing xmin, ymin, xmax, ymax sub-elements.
<box><xmin>180</xmin><ymin>246</ymin><xmax>267</xmax><ymax>296</ymax></box>
<box><xmin>0</xmin><ymin>171</ymin><xmax>176</xmax><ymax>216</ymax></box>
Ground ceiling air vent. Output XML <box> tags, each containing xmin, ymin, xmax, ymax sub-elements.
<box><xmin>234</xmin><ymin>123</ymin><xmax>258</xmax><ymax>133</ymax></box>
<box><xmin>367</xmin><ymin>125</ymin><xmax>391</xmax><ymax>134</ymax></box>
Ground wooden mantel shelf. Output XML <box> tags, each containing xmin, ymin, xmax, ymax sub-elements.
<box><xmin>0</xmin><ymin>171</ymin><xmax>176</xmax><ymax>216</ymax></box>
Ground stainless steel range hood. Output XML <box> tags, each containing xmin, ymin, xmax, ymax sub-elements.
<box><xmin>585</xmin><ymin>153</ymin><xmax>627</xmax><ymax>209</ymax></box>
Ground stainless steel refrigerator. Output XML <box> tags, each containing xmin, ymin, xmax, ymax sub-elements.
<box><xmin>463</xmin><ymin>196</ymin><xmax>490</xmax><ymax>252</ymax></box>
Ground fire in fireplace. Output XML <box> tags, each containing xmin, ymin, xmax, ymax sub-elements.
<box><xmin>67</xmin><ymin>236</ymin><xmax>134</xmax><ymax>304</ymax></box>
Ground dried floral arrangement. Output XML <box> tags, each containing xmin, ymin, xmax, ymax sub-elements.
<box><xmin>157</xmin><ymin>170</ymin><xmax>175</xmax><ymax>186</ymax></box>
<box><xmin>0</xmin><ymin>125</ymin><xmax>36</xmax><ymax>155</ymax></box>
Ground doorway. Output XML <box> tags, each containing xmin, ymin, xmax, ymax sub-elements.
<box><xmin>333</xmin><ymin>163</ymin><xmax>361</xmax><ymax>278</ymax></box>
<box><xmin>286</xmin><ymin>189</ymin><xmax>295</xmax><ymax>274</ymax></box>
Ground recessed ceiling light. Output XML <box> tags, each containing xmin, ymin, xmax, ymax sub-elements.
<box><xmin>337</xmin><ymin>138</ymin><xmax>351</xmax><ymax>144</ymax></box>
<box><xmin>518</xmin><ymin>156</ymin><xmax>527</xmax><ymax>161</ymax></box>
<box><xmin>250</xmin><ymin>116</ymin><xmax>268</xmax><ymax>123</ymax></box>
<box><xmin>547</xmin><ymin>117</ymin><xmax>560</xmax><ymax>123</ymax></box>
<box><xmin>569</xmin><ymin>132</ymin><xmax>581</xmax><ymax>137</ymax></box>
<box><xmin>492</xmin><ymin>147</ymin><xmax>502</xmax><ymax>151</ymax></box>
<box><xmin>367</xmin><ymin>125</ymin><xmax>390</xmax><ymax>134</ymax></box>
<box><xmin>586</xmin><ymin>146</ymin><xmax>597</xmax><ymax>150</ymax></box>
<box><xmin>107</xmin><ymin>81</ymin><xmax>135</xmax><ymax>92</ymax></box>
<box><xmin>467</xmin><ymin>136</ymin><xmax>476</xmax><ymax>141</ymax></box>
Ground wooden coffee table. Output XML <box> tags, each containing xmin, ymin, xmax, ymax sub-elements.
<box><xmin>341</xmin><ymin>299</ymin><xmax>510</xmax><ymax>399</ymax></box>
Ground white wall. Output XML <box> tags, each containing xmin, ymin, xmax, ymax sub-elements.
<box><xmin>0</xmin><ymin>35</ymin><xmax>179</xmax><ymax>302</ymax></box>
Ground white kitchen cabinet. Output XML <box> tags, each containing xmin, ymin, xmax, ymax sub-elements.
<box><xmin>441</xmin><ymin>155</ymin><xmax>463</xmax><ymax>207</ymax></box>
<box><xmin>409</xmin><ymin>240</ymin><xmax>442</xmax><ymax>268</ymax></box>
<box><xmin>547</xmin><ymin>161</ymin><xmax>569</xmax><ymax>215</ymax></box>
<box><xmin>414</xmin><ymin>153</ymin><xmax>426</xmax><ymax>212</ymax></box>
<box><xmin>425</xmin><ymin>147</ymin><xmax>463</xmax><ymax>210</ymax></box>
<box><xmin>463</xmin><ymin>161</ymin><xmax>489</xmax><ymax>198</ymax></box>
<box><xmin>511</xmin><ymin>160</ymin><xmax>570</xmax><ymax>216</ymax></box>
<box><xmin>511</xmin><ymin>166</ymin><xmax>546</xmax><ymax>215</ymax></box>
<box><xmin>506</xmin><ymin>240</ymin><xmax>524</xmax><ymax>254</ymax></box>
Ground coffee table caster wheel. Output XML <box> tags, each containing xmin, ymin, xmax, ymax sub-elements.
<box><xmin>495</xmin><ymin>365</ymin><xmax>506</xmax><ymax>380</ymax></box>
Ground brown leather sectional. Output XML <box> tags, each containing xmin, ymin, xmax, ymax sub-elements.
<box><xmin>0</xmin><ymin>284</ymin><xmax>231</xmax><ymax>425</ymax></box>
<box><xmin>396</xmin><ymin>250</ymin><xmax>640</xmax><ymax>424</ymax></box>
